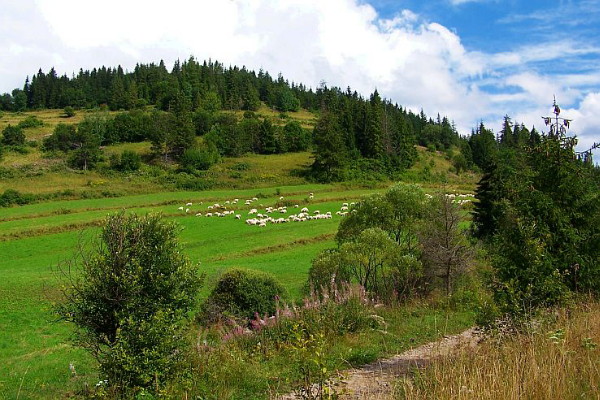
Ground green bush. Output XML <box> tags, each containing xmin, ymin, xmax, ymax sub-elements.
<box><xmin>180</xmin><ymin>146</ymin><xmax>219</xmax><ymax>172</ymax></box>
<box><xmin>2</xmin><ymin>124</ymin><xmax>25</xmax><ymax>146</ymax></box>
<box><xmin>119</xmin><ymin>150</ymin><xmax>142</xmax><ymax>171</ymax></box>
<box><xmin>16</xmin><ymin>115</ymin><xmax>43</xmax><ymax>129</ymax></box>
<box><xmin>203</xmin><ymin>268</ymin><xmax>287</xmax><ymax>321</ymax></box>
<box><xmin>0</xmin><ymin>189</ymin><xmax>36</xmax><ymax>207</ymax></box>
<box><xmin>64</xmin><ymin>106</ymin><xmax>76</xmax><ymax>118</ymax></box>
<box><xmin>56</xmin><ymin>212</ymin><xmax>204</xmax><ymax>395</ymax></box>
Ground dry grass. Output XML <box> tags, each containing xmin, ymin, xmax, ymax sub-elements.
<box><xmin>398</xmin><ymin>302</ymin><xmax>600</xmax><ymax>400</ymax></box>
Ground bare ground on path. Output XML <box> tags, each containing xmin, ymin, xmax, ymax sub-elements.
<box><xmin>276</xmin><ymin>327</ymin><xmax>481</xmax><ymax>400</ymax></box>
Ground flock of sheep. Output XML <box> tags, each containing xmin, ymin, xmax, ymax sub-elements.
<box><xmin>177</xmin><ymin>191</ymin><xmax>474</xmax><ymax>228</ymax></box>
<box><xmin>175</xmin><ymin>193</ymin><xmax>357</xmax><ymax>228</ymax></box>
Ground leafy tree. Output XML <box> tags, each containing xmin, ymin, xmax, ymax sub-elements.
<box><xmin>117</xmin><ymin>150</ymin><xmax>141</xmax><ymax>171</ymax></box>
<box><xmin>309</xmin><ymin>227</ymin><xmax>423</xmax><ymax>302</ymax></box>
<box><xmin>275</xmin><ymin>85</ymin><xmax>300</xmax><ymax>112</ymax></box>
<box><xmin>336</xmin><ymin>183</ymin><xmax>426</xmax><ymax>246</ymax></box>
<box><xmin>283</xmin><ymin>120</ymin><xmax>311</xmax><ymax>152</ymax></box>
<box><xmin>11</xmin><ymin>89</ymin><xmax>27</xmax><ymax>112</ymax></box>
<box><xmin>56</xmin><ymin>212</ymin><xmax>203</xmax><ymax>394</ymax></box>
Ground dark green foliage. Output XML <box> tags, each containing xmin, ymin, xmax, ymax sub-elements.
<box><xmin>311</xmin><ymin>112</ymin><xmax>348</xmax><ymax>182</ymax></box>
<box><xmin>43</xmin><ymin>123</ymin><xmax>78</xmax><ymax>151</ymax></box>
<box><xmin>275</xmin><ymin>85</ymin><xmax>300</xmax><ymax>112</ymax></box>
<box><xmin>56</xmin><ymin>212</ymin><xmax>203</xmax><ymax>394</ymax></box>
<box><xmin>473</xmin><ymin>118</ymin><xmax>600</xmax><ymax>318</ymax></box>
<box><xmin>0</xmin><ymin>189</ymin><xmax>36</xmax><ymax>207</ymax></box>
<box><xmin>283</xmin><ymin>121</ymin><xmax>311</xmax><ymax>152</ymax></box>
<box><xmin>469</xmin><ymin>122</ymin><xmax>497</xmax><ymax>172</ymax></box>
<box><xmin>2</xmin><ymin>125</ymin><xmax>26</xmax><ymax>146</ymax></box>
<box><xmin>203</xmin><ymin>268</ymin><xmax>287</xmax><ymax>321</ymax></box>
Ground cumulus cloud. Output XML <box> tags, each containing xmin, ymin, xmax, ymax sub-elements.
<box><xmin>0</xmin><ymin>0</ymin><xmax>596</xmax><ymax>158</ymax></box>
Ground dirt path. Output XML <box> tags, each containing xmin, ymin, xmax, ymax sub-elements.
<box><xmin>276</xmin><ymin>327</ymin><xmax>480</xmax><ymax>399</ymax></box>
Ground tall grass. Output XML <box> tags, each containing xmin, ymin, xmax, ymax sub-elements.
<box><xmin>398</xmin><ymin>301</ymin><xmax>600</xmax><ymax>399</ymax></box>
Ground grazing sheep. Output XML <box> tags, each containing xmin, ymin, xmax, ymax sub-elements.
<box><xmin>195</xmin><ymin>212</ymin><xmax>202</xmax><ymax>217</ymax></box>
<box><xmin>235</xmin><ymin>214</ymin><xmax>241</xmax><ymax>219</ymax></box>
<box><xmin>301</xmin><ymin>207</ymin><xmax>309</xmax><ymax>213</ymax></box>
<box><xmin>178</xmin><ymin>206</ymin><xmax>184</xmax><ymax>211</ymax></box>
<box><xmin>185</xmin><ymin>208</ymin><xmax>190</xmax><ymax>213</ymax></box>
<box><xmin>186</xmin><ymin>202</ymin><xmax>193</xmax><ymax>207</ymax></box>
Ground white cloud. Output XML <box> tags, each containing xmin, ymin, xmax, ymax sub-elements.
<box><xmin>0</xmin><ymin>0</ymin><xmax>597</xmax><ymax>162</ymax></box>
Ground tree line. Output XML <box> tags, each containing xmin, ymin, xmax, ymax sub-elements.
<box><xmin>1</xmin><ymin>57</ymin><xmax>465</xmax><ymax>180</ymax></box>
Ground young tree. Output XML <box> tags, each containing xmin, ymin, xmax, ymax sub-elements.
<box><xmin>419</xmin><ymin>194</ymin><xmax>472</xmax><ymax>295</ymax></box>
<box><xmin>56</xmin><ymin>212</ymin><xmax>203</xmax><ymax>394</ymax></box>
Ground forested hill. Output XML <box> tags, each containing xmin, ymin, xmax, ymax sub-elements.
<box><xmin>1</xmin><ymin>57</ymin><xmax>466</xmax><ymax>180</ymax></box>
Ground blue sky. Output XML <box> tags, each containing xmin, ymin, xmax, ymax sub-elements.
<box><xmin>0</xmin><ymin>0</ymin><xmax>598</xmax><ymax>158</ymax></box>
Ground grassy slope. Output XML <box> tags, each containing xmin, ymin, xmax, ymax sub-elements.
<box><xmin>0</xmin><ymin>108</ymin><xmax>480</xmax><ymax>398</ymax></box>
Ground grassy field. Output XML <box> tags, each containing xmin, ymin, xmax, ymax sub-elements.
<box><xmin>0</xmin><ymin>183</ymin><xmax>395</xmax><ymax>398</ymax></box>
<box><xmin>0</xmin><ymin>108</ymin><xmax>480</xmax><ymax>398</ymax></box>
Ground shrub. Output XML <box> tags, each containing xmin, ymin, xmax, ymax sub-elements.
<box><xmin>0</xmin><ymin>189</ymin><xmax>35</xmax><ymax>207</ymax></box>
<box><xmin>2</xmin><ymin>124</ymin><xmax>25</xmax><ymax>146</ymax></box>
<box><xmin>119</xmin><ymin>150</ymin><xmax>141</xmax><ymax>171</ymax></box>
<box><xmin>180</xmin><ymin>145</ymin><xmax>219</xmax><ymax>172</ymax></box>
<box><xmin>64</xmin><ymin>106</ymin><xmax>76</xmax><ymax>118</ymax></box>
<box><xmin>56</xmin><ymin>212</ymin><xmax>204</xmax><ymax>395</ymax></box>
<box><xmin>203</xmin><ymin>268</ymin><xmax>287</xmax><ymax>322</ymax></box>
<box><xmin>16</xmin><ymin>115</ymin><xmax>43</xmax><ymax>129</ymax></box>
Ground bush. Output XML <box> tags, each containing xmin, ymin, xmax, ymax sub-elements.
<box><xmin>2</xmin><ymin>124</ymin><xmax>25</xmax><ymax>146</ymax></box>
<box><xmin>119</xmin><ymin>150</ymin><xmax>141</xmax><ymax>171</ymax></box>
<box><xmin>203</xmin><ymin>268</ymin><xmax>287</xmax><ymax>322</ymax></box>
<box><xmin>64</xmin><ymin>106</ymin><xmax>76</xmax><ymax>118</ymax></box>
<box><xmin>0</xmin><ymin>189</ymin><xmax>36</xmax><ymax>207</ymax></box>
<box><xmin>16</xmin><ymin>115</ymin><xmax>43</xmax><ymax>129</ymax></box>
<box><xmin>180</xmin><ymin>145</ymin><xmax>219</xmax><ymax>172</ymax></box>
<box><xmin>56</xmin><ymin>212</ymin><xmax>204</xmax><ymax>395</ymax></box>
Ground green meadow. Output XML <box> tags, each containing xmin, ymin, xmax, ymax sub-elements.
<box><xmin>0</xmin><ymin>183</ymin><xmax>396</xmax><ymax>398</ymax></box>
<box><xmin>0</xmin><ymin>109</ymin><xmax>480</xmax><ymax>398</ymax></box>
